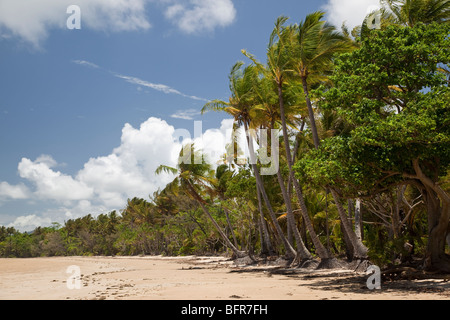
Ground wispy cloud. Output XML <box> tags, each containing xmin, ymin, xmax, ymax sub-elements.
<box><xmin>115</xmin><ymin>74</ymin><xmax>208</xmax><ymax>102</ymax></box>
<box><xmin>164</xmin><ymin>0</ymin><xmax>237</xmax><ymax>34</ymax></box>
<box><xmin>170</xmin><ymin>108</ymin><xmax>201</xmax><ymax>120</ymax></box>
<box><xmin>72</xmin><ymin>60</ymin><xmax>100</xmax><ymax>69</ymax></box>
<box><xmin>72</xmin><ymin>59</ymin><xmax>208</xmax><ymax>102</ymax></box>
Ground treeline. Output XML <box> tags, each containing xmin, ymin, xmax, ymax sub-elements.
<box><xmin>0</xmin><ymin>195</ymin><xmax>236</xmax><ymax>258</ymax></box>
<box><xmin>0</xmin><ymin>163</ymin><xmax>437</xmax><ymax>267</ymax></box>
<box><xmin>1</xmin><ymin>0</ymin><xmax>449</xmax><ymax>271</ymax></box>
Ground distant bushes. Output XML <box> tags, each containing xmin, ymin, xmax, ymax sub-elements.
<box><xmin>0</xmin><ymin>197</ymin><xmax>231</xmax><ymax>258</ymax></box>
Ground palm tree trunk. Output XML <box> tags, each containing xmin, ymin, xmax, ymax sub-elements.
<box><xmin>243</xmin><ymin>121</ymin><xmax>296</xmax><ymax>258</ymax></box>
<box><xmin>301</xmin><ymin>76</ymin><xmax>320</xmax><ymax>149</ymax></box>
<box><xmin>256</xmin><ymin>182</ymin><xmax>276</xmax><ymax>255</ymax></box>
<box><xmin>219</xmin><ymin>196</ymin><xmax>240</xmax><ymax>249</ymax></box>
<box><xmin>277</xmin><ymin>83</ymin><xmax>331</xmax><ymax>260</ymax></box>
<box><xmin>276</xmin><ymin>168</ymin><xmax>312</xmax><ymax>261</ymax></box>
<box><xmin>325</xmin><ymin>189</ymin><xmax>331</xmax><ymax>251</ymax></box>
<box><xmin>287</xmin><ymin>130</ymin><xmax>303</xmax><ymax>197</ymax></box>
<box><xmin>185</xmin><ymin>181</ymin><xmax>247</xmax><ymax>258</ymax></box>
<box><xmin>223</xmin><ymin>206</ymin><xmax>239</xmax><ymax>249</ymax></box>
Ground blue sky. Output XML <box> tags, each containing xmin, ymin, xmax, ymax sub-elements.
<box><xmin>0</xmin><ymin>0</ymin><xmax>380</xmax><ymax>231</ymax></box>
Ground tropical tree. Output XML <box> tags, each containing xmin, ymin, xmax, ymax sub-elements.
<box><xmin>214</xmin><ymin>164</ymin><xmax>240</xmax><ymax>248</ymax></box>
<box><xmin>293</xmin><ymin>11</ymin><xmax>355</xmax><ymax>149</ymax></box>
<box><xmin>244</xmin><ymin>17</ymin><xmax>333</xmax><ymax>262</ymax></box>
<box><xmin>249</xmin><ymin>64</ymin><xmax>313</xmax><ymax>263</ymax></box>
<box><xmin>202</xmin><ymin>63</ymin><xmax>298</xmax><ymax>258</ymax></box>
<box><xmin>290</xmin><ymin>12</ymin><xmax>372</xmax><ymax>262</ymax></box>
<box><xmin>156</xmin><ymin>144</ymin><xmax>247</xmax><ymax>259</ymax></box>
<box><xmin>296</xmin><ymin>22</ymin><xmax>450</xmax><ymax>271</ymax></box>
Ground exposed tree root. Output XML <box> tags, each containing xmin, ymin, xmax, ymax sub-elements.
<box><xmin>351</xmin><ymin>259</ymin><xmax>372</xmax><ymax>273</ymax></box>
<box><xmin>299</xmin><ymin>259</ymin><xmax>320</xmax><ymax>270</ymax></box>
<box><xmin>289</xmin><ymin>254</ymin><xmax>320</xmax><ymax>269</ymax></box>
<box><xmin>316</xmin><ymin>258</ymin><xmax>344</xmax><ymax>269</ymax></box>
<box><xmin>231</xmin><ymin>250</ymin><xmax>253</xmax><ymax>259</ymax></box>
<box><xmin>233</xmin><ymin>254</ymin><xmax>257</xmax><ymax>267</ymax></box>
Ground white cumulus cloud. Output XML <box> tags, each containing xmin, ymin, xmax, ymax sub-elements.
<box><xmin>18</xmin><ymin>157</ymin><xmax>94</xmax><ymax>202</ymax></box>
<box><xmin>7</xmin><ymin>214</ymin><xmax>52</xmax><ymax>232</ymax></box>
<box><xmin>322</xmin><ymin>0</ymin><xmax>382</xmax><ymax>30</ymax></box>
<box><xmin>2</xmin><ymin>117</ymin><xmax>240</xmax><ymax>230</ymax></box>
<box><xmin>77</xmin><ymin>117</ymin><xmax>181</xmax><ymax>207</ymax></box>
<box><xmin>0</xmin><ymin>182</ymin><xmax>30</xmax><ymax>200</ymax></box>
<box><xmin>0</xmin><ymin>0</ymin><xmax>151</xmax><ymax>47</ymax></box>
<box><xmin>193</xmin><ymin>118</ymin><xmax>236</xmax><ymax>165</ymax></box>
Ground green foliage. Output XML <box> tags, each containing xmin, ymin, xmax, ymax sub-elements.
<box><xmin>295</xmin><ymin>21</ymin><xmax>449</xmax><ymax>267</ymax></box>
<box><xmin>296</xmin><ymin>22</ymin><xmax>450</xmax><ymax>197</ymax></box>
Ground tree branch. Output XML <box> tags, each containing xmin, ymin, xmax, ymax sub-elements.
<box><xmin>412</xmin><ymin>158</ymin><xmax>450</xmax><ymax>203</ymax></box>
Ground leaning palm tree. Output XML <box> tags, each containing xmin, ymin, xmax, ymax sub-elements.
<box><xmin>293</xmin><ymin>13</ymin><xmax>370</xmax><ymax>263</ymax></box>
<box><xmin>202</xmin><ymin>63</ymin><xmax>297</xmax><ymax>258</ymax></box>
<box><xmin>156</xmin><ymin>143</ymin><xmax>247</xmax><ymax>259</ymax></box>
<box><xmin>294</xmin><ymin>11</ymin><xmax>355</xmax><ymax>149</ymax></box>
<box><xmin>250</xmin><ymin>69</ymin><xmax>313</xmax><ymax>263</ymax></box>
<box><xmin>244</xmin><ymin>17</ymin><xmax>333</xmax><ymax>262</ymax></box>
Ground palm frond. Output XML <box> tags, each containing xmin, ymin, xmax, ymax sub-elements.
<box><xmin>269</xmin><ymin>16</ymin><xmax>290</xmax><ymax>48</ymax></box>
<box><xmin>162</xmin><ymin>177</ymin><xmax>180</xmax><ymax>196</ymax></box>
<box><xmin>201</xmin><ymin>99</ymin><xmax>229</xmax><ymax>115</ymax></box>
<box><xmin>297</xmin><ymin>11</ymin><xmax>354</xmax><ymax>75</ymax></box>
<box><xmin>241</xmin><ymin>50</ymin><xmax>267</xmax><ymax>76</ymax></box>
<box><xmin>155</xmin><ymin>165</ymin><xmax>178</xmax><ymax>175</ymax></box>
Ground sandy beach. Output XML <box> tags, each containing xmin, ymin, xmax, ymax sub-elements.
<box><xmin>0</xmin><ymin>256</ymin><xmax>448</xmax><ymax>300</ymax></box>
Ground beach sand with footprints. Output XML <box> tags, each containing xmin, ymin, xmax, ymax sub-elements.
<box><xmin>0</xmin><ymin>256</ymin><xmax>449</xmax><ymax>300</ymax></box>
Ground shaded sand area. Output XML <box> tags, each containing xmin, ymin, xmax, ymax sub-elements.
<box><xmin>0</xmin><ymin>256</ymin><xmax>449</xmax><ymax>300</ymax></box>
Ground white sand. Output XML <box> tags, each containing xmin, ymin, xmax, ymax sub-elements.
<box><xmin>0</xmin><ymin>256</ymin><xmax>448</xmax><ymax>300</ymax></box>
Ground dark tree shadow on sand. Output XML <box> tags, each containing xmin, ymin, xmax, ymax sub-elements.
<box><xmin>229</xmin><ymin>267</ymin><xmax>450</xmax><ymax>298</ymax></box>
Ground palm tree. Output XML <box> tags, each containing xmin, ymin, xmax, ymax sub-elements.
<box><xmin>250</xmin><ymin>68</ymin><xmax>313</xmax><ymax>263</ymax></box>
<box><xmin>293</xmin><ymin>12</ymin><xmax>370</xmax><ymax>262</ymax></box>
<box><xmin>215</xmin><ymin>164</ymin><xmax>240</xmax><ymax>249</ymax></box>
<box><xmin>156</xmin><ymin>144</ymin><xmax>247</xmax><ymax>259</ymax></box>
<box><xmin>381</xmin><ymin>0</ymin><xmax>450</xmax><ymax>26</ymax></box>
<box><xmin>244</xmin><ymin>17</ymin><xmax>333</xmax><ymax>262</ymax></box>
<box><xmin>294</xmin><ymin>11</ymin><xmax>355</xmax><ymax>149</ymax></box>
<box><xmin>202</xmin><ymin>63</ymin><xmax>297</xmax><ymax>258</ymax></box>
